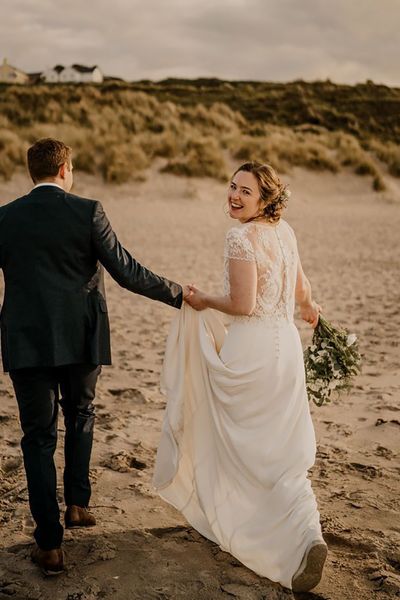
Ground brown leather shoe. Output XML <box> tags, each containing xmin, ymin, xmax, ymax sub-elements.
<box><xmin>65</xmin><ymin>505</ymin><xmax>96</xmax><ymax>529</ymax></box>
<box><xmin>31</xmin><ymin>545</ymin><xmax>64</xmax><ymax>576</ymax></box>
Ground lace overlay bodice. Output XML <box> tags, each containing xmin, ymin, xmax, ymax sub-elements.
<box><xmin>223</xmin><ymin>220</ymin><xmax>298</xmax><ymax>323</ymax></box>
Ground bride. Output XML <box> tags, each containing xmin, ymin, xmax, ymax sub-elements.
<box><xmin>153</xmin><ymin>161</ymin><xmax>328</xmax><ymax>593</ymax></box>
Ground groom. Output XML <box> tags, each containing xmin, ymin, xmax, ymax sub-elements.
<box><xmin>0</xmin><ymin>138</ymin><xmax>188</xmax><ymax>575</ymax></box>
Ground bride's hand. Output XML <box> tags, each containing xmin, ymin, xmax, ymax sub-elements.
<box><xmin>300</xmin><ymin>300</ymin><xmax>322</xmax><ymax>328</ymax></box>
<box><xmin>182</xmin><ymin>285</ymin><xmax>192</xmax><ymax>300</ymax></box>
<box><xmin>185</xmin><ymin>285</ymin><xmax>209</xmax><ymax>311</ymax></box>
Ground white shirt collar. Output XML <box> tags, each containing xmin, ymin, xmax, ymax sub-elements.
<box><xmin>33</xmin><ymin>183</ymin><xmax>64</xmax><ymax>191</ymax></box>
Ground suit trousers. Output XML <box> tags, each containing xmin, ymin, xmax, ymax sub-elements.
<box><xmin>9</xmin><ymin>363</ymin><xmax>101</xmax><ymax>550</ymax></box>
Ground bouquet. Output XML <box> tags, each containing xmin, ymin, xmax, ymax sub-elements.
<box><xmin>304</xmin><ymin>315</ymin><xmax>362</xmax><ymax>407</ymax></box>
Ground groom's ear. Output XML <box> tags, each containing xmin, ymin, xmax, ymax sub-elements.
<box><xmin>59</xmin><ymin>161</ymin><xmax>69</xmax><ymax>179</ymax></box>
<box><xmin>59</xmin><ymin>162</ymin><xmax>66</xmax><ymax>179</ymax></box>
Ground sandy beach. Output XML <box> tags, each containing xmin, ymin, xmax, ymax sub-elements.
<box><xmin>0</xmin><ymin>166</ymin><xmax>399</xmax><ymax>600</ymax></box>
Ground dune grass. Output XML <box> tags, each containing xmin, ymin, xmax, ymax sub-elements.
<box><xmin>0</xmin><ymin>82</ymin><xmax>398</xmax><ymax>191</ymax></box>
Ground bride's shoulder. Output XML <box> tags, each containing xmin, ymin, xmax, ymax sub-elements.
<box><xmin>281</xmin><ymin>218</ymin><xmax>296</xmax><ymax>235</ymax></box>
<box><xmin>225</xmin><ymin>223</ymin><xmax>247</xmax><ymax>240</ymax></box>
<box><xmin>226</xmin><ymin>221</ymin><xmax>258</xmax><ymax>235</ymax></box>
<box><xmin>279</xmin><ymin>219</ymin><xmax>298</xmax><ymax>246</ymax></box>
<box><xmin>224</xmin><ymin>224</ymin><xmax>256</xmax><ymax>259</ymax></box>
<box><xmin>225</xmin><ymin>223</ymin><xmax>256</xmax><ymax>245</ymax></box>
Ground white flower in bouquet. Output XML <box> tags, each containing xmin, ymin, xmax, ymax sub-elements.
<box><xmin>346</xmin><ymin>333</ymin><xmax>357</xmax><ymax>347</ymax></box>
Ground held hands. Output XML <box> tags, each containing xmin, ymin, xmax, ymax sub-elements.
<box><xmin>184</xmin><ymin>284</ymin><xmax>321</xmax><ymax>320</ymax></box>
<box><xmin>182</xmin><ymin>285</ymin><xmax>192</xmax><ymax>301</ymax></box>
<box><xmin>300</xmin><ymin>300</ymin><xmax>322</xmax><ymax>328</ymax></box>
<box><xmin>183</xmin><ymin>284</ymin><xmax>209</xmax><ymax>311</ymax></box>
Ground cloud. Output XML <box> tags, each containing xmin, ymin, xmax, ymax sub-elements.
<box><xmin>0</xmin><ymin>0</ymin><xmax>399</xmax><ymax>85</ymax></box>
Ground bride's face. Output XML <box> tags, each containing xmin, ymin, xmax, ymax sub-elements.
<box><xmin>228</xmin><ymin>171</ymin><xmax>261</xmax><ymax>222</ymax></box>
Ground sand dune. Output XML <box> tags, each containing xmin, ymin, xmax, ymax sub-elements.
<box><xmin>0</xmin><ymin>167</ymin><xmax>399</xmax><ymax>599</ymax></box>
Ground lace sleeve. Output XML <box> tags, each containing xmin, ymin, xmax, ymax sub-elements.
<box><xmin>224</xmin><ymin>227</ymin><xmax>256</xmax><ymax>262</ymax></box>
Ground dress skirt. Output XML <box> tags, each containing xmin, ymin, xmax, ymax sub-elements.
<box><xmin>153</xmin><ymin>304</ymin><xmax>322</xmax><ymax>589</ymax></box>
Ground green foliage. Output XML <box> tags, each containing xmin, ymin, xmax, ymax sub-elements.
<box><xmin>304</xmin><ymin>316</ymin><xmax>362</xmax><ymax>407</ymax></box>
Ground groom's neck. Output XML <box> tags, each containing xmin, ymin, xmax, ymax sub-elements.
<box><xmin>34</xmin><ymin>177</ymin><xmax>67</xmax><ymax>191</ymax></box>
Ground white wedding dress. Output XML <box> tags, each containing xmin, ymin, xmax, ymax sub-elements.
<box><xmin>153</xmin><ymin>220</ymin><xmax>322</xmax><ymax>590</ymax></box>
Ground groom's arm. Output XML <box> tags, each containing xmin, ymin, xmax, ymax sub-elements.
<box><xmin>0</xmin><ymin>205</ymin><xmax>6</xmax><ymax>269</ymax></box>
<box><xmin>91</xmin><ymin>201</ymin><xmax>183</xmax><ymax>308</ymax></box>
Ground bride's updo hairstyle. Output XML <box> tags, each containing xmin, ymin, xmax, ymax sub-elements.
<box><xmin>233</xmin><ymin>161</ymin><xmax>290</xmax><ymax>223</ymax></box>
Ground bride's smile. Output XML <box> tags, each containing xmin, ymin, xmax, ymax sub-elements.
<box><xmin>228</xmin><ymin>170</ymin><xmax>261</xmax><ymax>222</ymax></box>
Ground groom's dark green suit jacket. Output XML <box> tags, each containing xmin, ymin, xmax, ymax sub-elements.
<box><xmin>0</xmin><ymin>185</ymin><xmax>183</xmax><ymax>372</ymax></box>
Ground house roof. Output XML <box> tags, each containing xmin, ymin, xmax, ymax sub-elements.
<box><xmin>1</xmin><ymin>59</ymin><xmax>27</xmax><ymax>76</ymax></box>
<box><xmin>71</xmin><ymin>64</ymin><xmax>98</xmax><ymax>73</ymax></box>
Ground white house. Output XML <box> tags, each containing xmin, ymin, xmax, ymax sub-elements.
<box><xmin>41</xmin><ymin>65</ymin><xmax>65</xmax><ymax>83</ymax></box>
<box><xmin>42</xmin><ymin>64</ymin><xmax>103</xmax><ymax>83</ymax></box>
<box><xmin>0</xmin><ymin>58</ymin><xmax>29</xmax><ymax>84</ymax></box>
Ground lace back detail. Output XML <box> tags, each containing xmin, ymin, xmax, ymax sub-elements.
<box><xmin>275</xmin><ymin>226</ymin><xmax>290</xmax><ymax>320</ymax></box>
<box><xmin>223</xmin><ymin>221</ymin><xmax>298</xmax><ymax>323</ymax></box>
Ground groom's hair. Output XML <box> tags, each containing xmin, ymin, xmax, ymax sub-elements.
<box><xmin>27</xmin><ymin>138</ymin><xmax>72</xmax><ymax>183</ymax></box>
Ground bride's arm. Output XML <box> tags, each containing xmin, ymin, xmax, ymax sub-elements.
<box><xmin>295</xmin><ymin>256</ymin><xmax>312</xmax><ymax>306</ymax></box>
<box><xmin>295</xmin><ymin>255</ymin><xmax>321</xmax><ymax>327</ymax></box>
<box><xmin>187</xmin><ymin>259</ymin><xmax>257</xmax><ymax>315</ymax></box>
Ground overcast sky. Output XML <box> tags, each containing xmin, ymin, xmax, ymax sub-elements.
<box><xmin>1</xmin><ymin>0</ymin><xmax>399</xmax><ymax>86</ymax></box>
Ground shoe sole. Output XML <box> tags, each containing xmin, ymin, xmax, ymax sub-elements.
<box><xmin>42</xmin><ymin>567</ymin><xmax>65</xmax><ymax>576</ymax></box>
<box><xmin>292</xmin><ymin>542</ymin><xmax>328</xmax><ymax>592</ymax></box>
<box><xmin>31</xmin><ymin>557</ymin><xmax>65</xmax><ymax>577</ymax></box>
